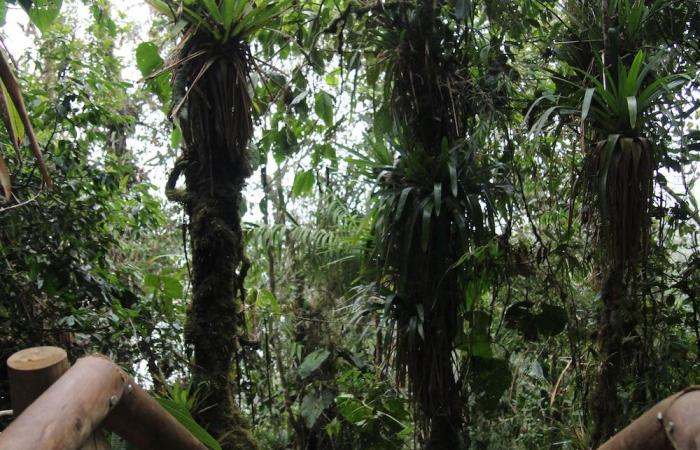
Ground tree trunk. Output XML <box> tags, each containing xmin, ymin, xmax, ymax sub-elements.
<box><xmin>172</xmin><ymin>32</ymin><xmax>257</xmax><ymax>450</ymax></box>
<box><xmin>591</xmin><ymin>265</ymin><xmax>625</xmax><ymax>446</ymax></box>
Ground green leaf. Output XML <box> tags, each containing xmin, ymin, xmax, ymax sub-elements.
<box><xmin>534</xmin><ymin>303</ymin><xmax>567</xmax><ymax>336</ymax></box>
<box><xmin>530</xmin><ymin>106</ymin><xmax>558</xmax><ymax>135</ymax></box>
<box><xmin>581</xmin><ymin>88</ymin><xmax>594</xmax><ymax>121</ymax></box>
<box><xmin>298</xmin><ymin>349</ymin><xmax>331</xmax><ymax>379</ymax></box>
<box><xmin>448</xmin><ymin>159</ymin><xmax>458</xmax><ymax>197</ymax></box>
<box><xmin>394</xmin><ymin>187</ymin><xmax>412</xmax><ymax>222</ymax></box>
<box><xmin>23</xmin><ymin>0</ymin><xmax>62</xmax><ymax>32</ymax></box>
<box><xmin>421</xmin><ymin>199</ymin><xmax>433</xmax><ymax>253</ymax></box>
<box><xmin>626</xmin><ymin>96</ymin><xmax>637</xmax><ymax>129</ymax></box>
<box><xmin>0</xmin><ymin>0</ymin><xmax>7</xmax><ymax>26</ymax></box>
<box><xmin>292</xmin><ymin>169</ymin><xmax>314</xmax><ymax>197</ymax></box>
<box><xmin>1</xmin><ymin>80</ymin><xmax>25</xmax><ymax>146</ymax></box>
<box><xmin>599</xmin><ymin>134</ymin><xmax>621</xmax><ymax>220</ymax></box>
<box><xmin>144</xmin><ymin>273</ymin><xmax>160</xmax><ymax>289</ymax></box>
<box><xmin>300</xmin><ymin>389</ymin><xmax>334</xmax><ymax>428</ymax></box>
<box><xmin>162</xmin><ymin>277</ymin><xmax>183</xmax><ymax>299</ymax></box>
<box><xmin>145</xmin><ymin>0</ymin><xmax>175</xmax><ymax>18</ymax></box>
<box><xmin>156</xmin><ymin>397</ymin><xmax>222</xmax><ymax>450</ymax></box>
<box><xmin>171</xmin><ymin>126</ymin><xmax>182</xmax><ymax>149</ymax></box>
<box><xmin>314</xmin><ymin>91</ymin><xmax>334</xmax><ymax>127</ymax></box>
<box><xmin>624</xmin><ymin>51</ymin><xmax>645</xmax><ymax>97</ymax></box>
<box><xmin>256</xmin><ymin>288</ymin><xmax>280</xmax><ymax>317</ymax></box>
<box><xmin>222</xmin><ymin>0</ymin><xmax>235</xmax><ymax>31</ymax></box>
<box><xmin>336</xmin><ymin>394</ymin><xmax>374</xmax><ymax>424</ymax></box>
<box><xmin>455</xmin><ymin>0</ymin><xmax>468</xmax><ymax>19</ymax></box>
<box><xmin>470</xmin><ymin>357</ymin><xmax>512</xmax><ymax>413</ymax></box>
<box><xmin>202</xmin><ymin>0</ymin><xmax>223</xmax><ymax>23</ymax></box>
<box><xmin>433</xmin><ymin>182</ymin><xmax>442</xmax><ymax>216</ymax></box>
<box><xmin>135</xmin><ymin>42</ymin><xmax>164</xmax><ymax>77</ymax></box>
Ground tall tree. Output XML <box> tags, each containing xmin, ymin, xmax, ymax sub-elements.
<box><xmin>535</xmin><ymin>0</ymin><xmax>697</xmax><ymax>444</ymax></box>
<box><xmin>329</xmin><ymin>1</ymin><xmax>513</xmax><ymax>446</ymax></box>
<box><xmin>147</xmin><ymin>0</ymin><xmax>287</xmax><ymax>447</ymax></box>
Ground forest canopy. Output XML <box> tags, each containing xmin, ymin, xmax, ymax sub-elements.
<box><xmin>0</xmin><ymin>0</ymin><xmax>699</xmax><ymax>449</ymax></box>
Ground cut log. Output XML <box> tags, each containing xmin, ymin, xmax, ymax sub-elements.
<box><xmin>596</xmin><ymin>386</ymin><xmax>700</xmax><ymax>450</ymax></box>
<box><xmin>7</xmin><ymin>346</ymin><xmax>69</xmax><ymax>415</ymax></box>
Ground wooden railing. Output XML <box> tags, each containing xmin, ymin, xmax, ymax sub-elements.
<box><xmin>4</xmin><ymin>346</ymin><xmax>699</xmax><ymax>450</ymax></box>
<box><xmin>596</xmin><ymin>386</ymin><xmax>700</xmax><ymax>450</ymax></box>
<box><xmin>0</xmin><ymin>347</ymin><xmax>207</xmax><ymax>450</ymax></box>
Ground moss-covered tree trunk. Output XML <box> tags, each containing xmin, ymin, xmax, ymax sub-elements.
<box><xmin>591</xmin><ymin>266</ymin><xmax>625</xmax><ymax>446</ymax></box>
<box><xmin>170</xmin><ymin>32</ymin><xmax>257</xmax><ymax>450</ymax></box>
<box><xmin>399</xmin><ymin>215</ymin><xmax>463</xmax><ymax>449</ymax></box>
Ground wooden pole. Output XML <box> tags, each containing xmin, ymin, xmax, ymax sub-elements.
<box><xmin>102</xmin><ymin>380</ymin><xmax>209</xmax><ymax>450</ymax></box>
<box><xmin>7</xmin><ymin>346</ymin><xmax>69</xmax><ymax>416</ymax></box>
<box><xmin>6</xmin><ymin>347</ymin><xmax>111</xmax><ymax>450</ymax></box>
<box><xmin>0</xmin><ymin>355</ymin><xmax>125</xmax><ymax>450</ymax></box>
<box><xmin>596</xmin><ymin>387</ymin><xmax>700</xmax><ymax>450</ymax></box>
<box><xmin>0</xmin><ymin>354</ymin><xmax>208</xmax><ymax>450</ymax></box>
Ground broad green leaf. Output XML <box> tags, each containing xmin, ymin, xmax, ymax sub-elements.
<box><xmin>256</xmin><ymin>288</ymin><xmax>280</xmax><ymax>317</ymax></box>
<box><xmin>156</xmin><ymin>397</ymin><xmax>222</xmax><ymax>450</ymax></box>
<box><xmin>144</xmin><ymin>273</ymin><xmax>160</xmax><ymax>289</ymax></box>
<box><xmin>1</xmin><ymin>80</ymin><xmax>25</xmax><ymax>146</ymax></box>
<box><xmin>23</xmin><ymin>0</ymin><xmax>62</xmax><ymax>32</ymax></box>
<box><xmin>292</xmin><ymin>169</ymin><xmax>314</xmax><ymax>197</ymax></box>
<box><xmin>462</xmin><ymin>330</ymin><xmax>492</xmax><ymax>358</ymax></box>
<box><xmin>470</xmin><ymin>357</ymin><xmax>512</xmax><ymax>413</ymax></box>
<box><xmin>314</xmin><ymin>91</ymin><xmax>334</xmax><ymax>127</ymax></box>
<box><xmin>325</xmin><ymin>72</ymin><xmax>340</xmax><ymax>87</ymax></box>
<box><xmin>300</xmin><ymin>389</ymin><xmax>334</xmax><ymax>428</ymax></box>
<box><xmin>298</xmin><ymin>349</ymin><xmax>330</xmax><ymax>379</ymax></box>
<box><xmin>162</xmin><ymin>277</ymin><xmax>183</xmax><ymax>299</ymax></box>
<box><xmin>394</xmin><ymin>187</ymin><xmax>412</xmax><ymax>222</ymax></box>
<box><xmin>581</xmin><ymin>88</ymin><xmax>594</xmax><ymax>121</ymax></box>
<box><xmin>135</xmin><ymin>42</ymin><xmax>164</xmax><ymax>77</ymax></box>
<box><xmin>336</xmin><ymin>394</ymin><xmax>374</xmax><ymax>424</ymax></box>
<box><xmin>534</xmin><ymin>303</ymin><xmax>567</xmax><ymax>336</ymax></box>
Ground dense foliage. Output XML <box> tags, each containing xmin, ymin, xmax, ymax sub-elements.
<box><xmin>1</xmin><ymin>0</ymin><xmax>699</xmax><ymax>449</ymax></box>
